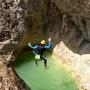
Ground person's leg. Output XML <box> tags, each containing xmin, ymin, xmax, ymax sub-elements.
<box><xmin>34</xmin><ymin>53</ymin><xmax>38</xmax><ymax>66</ymax></box>
<box><xmin>40</xmin><ymin>56</ymin><xmax>47</xmax><ymax>67</ymax></box>
<box><xmin>35</xmin><ymin>59</ymin><xmax>38</xmax><ymax>66</ymax></box>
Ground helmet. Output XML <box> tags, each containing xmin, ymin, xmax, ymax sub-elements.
<box><xmin>40</xmin><ymin>40</ymin><xmax>46</xmax><ymax>45</ymax></box>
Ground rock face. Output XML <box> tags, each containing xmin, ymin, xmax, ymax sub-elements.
<box><xmin>0</xmin><ymin>0</ymin><xmax>30</xmax><ymax>90</ymax></box>
<box><xmin>0</xmin><ymin>60</ymin><xmax>30</xmax><ymax>90</ymax></box>
<box><xmin>1</xmin><ymin>0</ymin><xmax>90</xmax><ymax>90</ymax></box>
<box><xmin>51</xmin><ymin>0</ymin><xmax>90</xmax><ymax>18</ymax></box>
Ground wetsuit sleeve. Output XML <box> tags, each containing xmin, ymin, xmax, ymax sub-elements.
<box><xmin>45</xmin><ymin>41</ymin><xmax>52</xmax><ymax>49</ymax></box>
<box><xmin>28</xmin><ymin>43</ymin><xmax>37</xmax><ymax>49</ymax></box>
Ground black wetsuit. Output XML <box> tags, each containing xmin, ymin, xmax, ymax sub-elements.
<box><xmin>35</xmin><ymin>45</ymin><xmax>47</xmax><ymax>67</ymax></box>
<box><xmin>28</xmin><ymin>41</ymin><xmax>51</xmax><ymax>67</ymax></box>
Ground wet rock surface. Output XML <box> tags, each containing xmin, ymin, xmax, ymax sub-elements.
<box><xmin>53</xmin><ymin>41</ymin><xmax>90</xmax><ymax>90</ymax></box>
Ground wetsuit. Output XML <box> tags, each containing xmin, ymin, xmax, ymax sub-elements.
<box><xmin>28</xmin><ymin>41</ymin><xmax>51</xmax><ymax>67</ymax></box>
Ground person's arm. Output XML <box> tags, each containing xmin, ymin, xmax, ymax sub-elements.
<box><xmin>45</xmin><ymin>37</ymin><xmax>52</xmax><ymax>49</ymax></box>
<box><xmin>28</xmin><ymin>43</ymin><xmax>37</xmax><ymax>49</ymax></box>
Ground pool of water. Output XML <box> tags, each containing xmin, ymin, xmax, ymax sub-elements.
<box><xmin>14</xmin><ymin>51</ymin><xmax>79</xmax><ymax>90</ymax></box>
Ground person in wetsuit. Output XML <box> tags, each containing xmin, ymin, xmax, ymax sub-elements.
<box><xmin>28</xmin><ymin>37</ymin><xmax>52</xmax><ymax>68</ymax></box>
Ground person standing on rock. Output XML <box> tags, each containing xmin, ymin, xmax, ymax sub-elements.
<box><xmin>28</xmin><ymin>37</ymin><xmax>52</xmax><ymax>69</ymax></box>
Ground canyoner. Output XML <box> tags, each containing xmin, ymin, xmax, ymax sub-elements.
<box><xmin>28</xmin><ymin>37</ymin><xmax>52</xmax><ymax>69</ymax></box>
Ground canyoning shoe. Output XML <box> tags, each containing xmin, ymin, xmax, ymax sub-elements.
<box><xmin>44</xmin><ymin>66</ymin><xmax>48</xmax><ymax>69</ymax></box>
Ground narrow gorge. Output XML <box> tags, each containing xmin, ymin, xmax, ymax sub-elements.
<box><xmin>0</xmin><ymin>0</ymin><xmax>90</xmax><ymax>90</ymax></box>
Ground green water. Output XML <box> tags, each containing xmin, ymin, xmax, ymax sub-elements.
<box><xmin>14</xmin><ymin>51</ymin><xmax>79</xmax><ymax>90</ymax></box>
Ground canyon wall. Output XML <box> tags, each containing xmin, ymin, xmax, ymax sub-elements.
<box><xmin>1</xmin><ymin>0</ymin><xmax>90</xmax><ymax>90</ymax></box>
